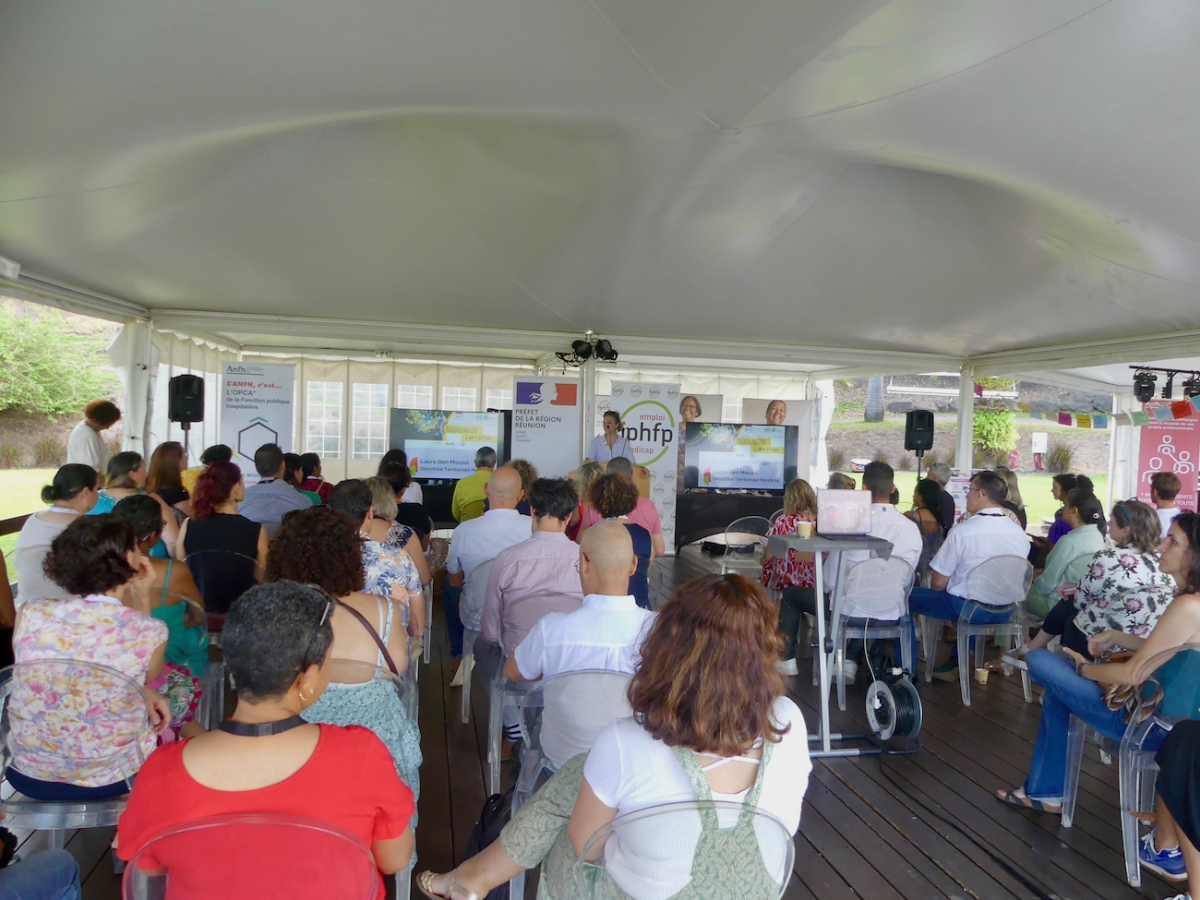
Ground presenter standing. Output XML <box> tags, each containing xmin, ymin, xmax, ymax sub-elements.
<box><xmin>586</xmin><ymin>410</ymin><xmax>633</xmax><ymax>462</ymax></box>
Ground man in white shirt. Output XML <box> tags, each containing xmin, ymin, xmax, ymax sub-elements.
<box><xmin>446</xmin><ymin>466</ymin><xmax>533</xmax><ymax>680</ymax></box>
<box><xmin>66</xmin><ymin>399</ymin><xmax>121</xmax><ymax>474</ymax></box>
<box><xmin>819</xmin><ymin>461</ymin><xmax>922</xmax><ymax>682</ymax></box>
<box><xmin>908</xmin><ymin>470</ymin><xmax>1030</xmax><ymax>681</ymax></box>
<box><xmin>1151</xmin><ymin>471</ymin><xmax>1184</xmax><ymax>538</ymax></box>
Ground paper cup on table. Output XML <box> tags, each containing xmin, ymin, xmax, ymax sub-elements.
<box><xmin>796</xmin><ymin>521</ymin><xmax>813</xmax><ymax>537</ymax></box>
<box><xmin>974</xmin><ymin>667</ymin><xmax>990</xmax><ymax>685</ymax></box>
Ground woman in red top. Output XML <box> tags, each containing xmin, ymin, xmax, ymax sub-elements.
<box><xmin>117</xmin><ymin>581</ymin><xmax>414</xmax><ymax>899</ymax></box>
<box><xmin>761</xmin><ymin>478</ymin><xmax>818</xmax><ymax>675</ymax></box>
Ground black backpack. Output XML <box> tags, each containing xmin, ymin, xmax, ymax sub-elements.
<box><xmin>463</xmin><ymin>789</ymin><xmax>514</xmax><ymax>900</ymax></box>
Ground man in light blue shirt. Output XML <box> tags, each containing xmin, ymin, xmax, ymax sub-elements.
<box><xmin>238</xmin><ymin>444</ymin><xmax>313</xmax><ymax>538</ymax></box>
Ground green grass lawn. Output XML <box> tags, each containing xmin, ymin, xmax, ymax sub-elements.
<box><xmin>0</xmin><ymin>469</ymin><xmax>56</xmax><ymax>557</ymax></box>
<box><xmin>888</xmin><ymin>471</ymin><xmax>1108</xmax><ymax>526</ymax></box>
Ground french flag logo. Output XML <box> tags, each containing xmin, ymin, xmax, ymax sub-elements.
<box><xmin>517</xmin><ymin>382</ymin><xmax>577</xmax><ymax>406</ymax></box>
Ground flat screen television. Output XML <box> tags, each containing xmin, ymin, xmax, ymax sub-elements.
<box><xmin>389</xmin><ymin>409</ymin><xmax>510</xmax><ymax>482</ymax></box>
<box><xmin>681</xmin><ymin>423</ymin><xmax>798</xmax><ymax>493</ymax></box>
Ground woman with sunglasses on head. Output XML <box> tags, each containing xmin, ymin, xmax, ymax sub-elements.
<box><xmin>266</xmin><ymin>506</ymin><xmax>421</xmax><ymax>815</ymax></box>
<box><xmin>996</xmin><ymin>514</ymin><xmax>1200</xmax><ymax>829</ymax></box>
<box><xmin>116</xmin><ymin>582</ymin><xmax>415</xmax><ymax>897</ymax></box>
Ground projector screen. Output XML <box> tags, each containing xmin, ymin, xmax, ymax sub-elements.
<box><xmin>389</xmin><ymin>409</ymin><xmax>509</xmax><ymax>481</ymax></box>
<box><xmin>681</xmin><ymin>423</ymin><xmax>799</xmax><ymax>493</ymax></box>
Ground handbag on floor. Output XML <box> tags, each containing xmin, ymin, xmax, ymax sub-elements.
<box><xmin>463</xmin><ymin>789</ymin><xmax>514</xmax><ymax>900</ymax></box>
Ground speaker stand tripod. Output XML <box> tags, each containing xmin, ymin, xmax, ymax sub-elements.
<box><xmin>915</xmin><ymin>447</ymin><xmax>924</xmax><ymax>481</ymax></box>
<box><xmin>181</xmin><ymin>420</ymin><xmax>192</xmax><ymax>464</ymax></box>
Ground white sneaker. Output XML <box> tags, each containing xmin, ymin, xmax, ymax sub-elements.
<box><xmin>841</xmin><ymin>661</ymin><xmax>858</xmax><ymax>685</ymax></box>
<box><xmin>449</xmin><ymin>662</ymin><xmax>465</xmax><ymax>688</ymax></box>
<box><xmin>776</xmin><ymin>658</ymin><xmax>799</xmax><ymax>676</ymax></box>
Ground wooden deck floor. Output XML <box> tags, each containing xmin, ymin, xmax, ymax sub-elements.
<box><xmin>49</xmin><ymin>546</ymin><xmax>1173</xmax><ymax>898</ymax></box>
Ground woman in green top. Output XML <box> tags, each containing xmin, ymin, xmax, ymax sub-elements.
<box><xmin>1025</xmin><ymin>487</ymin><xmax>1107</xmax><ymax>618</ymax></box>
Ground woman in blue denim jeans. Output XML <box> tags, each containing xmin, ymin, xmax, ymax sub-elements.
<box><xmin>996</xmin><ymin>512</ymin><xmax>1200</xmax><ymax>817</ymax></box>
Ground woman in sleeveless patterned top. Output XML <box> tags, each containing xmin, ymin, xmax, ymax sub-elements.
<box><xmin>418</xmin><ymin>573</ymin><xmax>812</xmax><ymax>900</ymax></box>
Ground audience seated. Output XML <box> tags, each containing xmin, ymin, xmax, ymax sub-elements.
<box><xmin>0</xmin><ymin>849</ymin><xmax>81</xmax><ymax>900</ymax></box>
<box><xmin>583</xmin><ymin>475</ymin><xmax>654</xmax><ymax>610</ymax></box>
<box><xmin>566</xmin><ymin>461</ymin><xmax>604</xmax><ymax>542</ymax></box>
<box><xmin>364</xmin><ymin>475</ymin><xmax>431</xmax><ymax>586</ymax></box>
<box><xmin>997</xmin><ymin>513</ymin><xmax>1200</xmax><ymax>816</ymax></box>
<box><xmin>474</xmin><ymin>478</ymin><xmax>584</xmax><ymax>745</ymax></box>
<box><xmin>379</xmin><ymin>462</ymin><xmax>431</xmax><ymax>550</ymax></box>
<box><xmin>419</xmin><ymin>572</ymin><xmax>810</xmax><ymax>900</ymax></box>
<box><xmin>10</xmin><ymin>515</ymin><xmax>171</xmax><ymax>800</ymax></box>
<box><xmin>379</xmin><ymin>449</ymin><xmax>422</xmax><ymax>504</ymax></box>
<box><xmin>451</xmin><ymin>448</ymin><xmax>496</xmax><ymax>523</ymax></box>
<box><xmin>177</xmin><ymin>461</ymin><xmax>268</xmax><ymax>620</ymax></box>
<box><xmin>0</xmin><ymin>555</ymin><xmax>13</xmax><ymax>665</ymax></box>
<box><xmin>1018</xmin><ymin>499</ymin><xmax>1175</xmax><ymax>659</ymax></box>
<box><xmin>827</xmin><ymin>472</ymin><xmax>856</xmax><ymax>491</ymax></box>
<box><xmin>266</xmin><ymin>508</ymin><xmax>421</xmax><ymax>803</ymax></box>
<box><xmin>908</xmin><ymin>470</ymin><xmax>1030</xmax><ymax>682</ymax></box>
<box><xmin>993</xmin><ymin>465</ymin><xmax>1028</xmax><ymax>529</ymax></box>
<box><xmin>298</xmin><ymin>452</ymin><xmax>334</xmax><ymax>503</ymax></box>
<box><xmin>483</xmin><ymin>458</ymin><xmax>537</xmax><ymax>516</ymax></box>
<box><xmin>761</xmin><ymin>478</ymin><xmax>818</xmax><ymax>675</ymax></box>
<box><xmin>1153</xmin><ymin>471</ymin><xmax>1185</xmax><ymax>538</ymax></box>
<box><xmin>113</xmin><ymin>496</ymin><xmax>210</xmax><ymax>684</ymax></box>
<box><xmin>283</xmin><ymin>452</ymin><xmax>322</xmax><ymax>505</ymax></box>
<box><xmin>116</xmin><ymin>582</ymin><xmax>414</xmax><ymax>897</ymax></box>
<box><xmin>907</xmin><ymin>478</ymin><xmax>947</xmax><ymax>581</ymax></box>
<box><xmin>1022</xmin><ymin>487</ymin><xmax>1106</xmax><ymax>619</ymax></box>
<box><xmin>238</xmin><ymin>444</ymin><xmax>313</xmax><ymax>538</ymax></box>
<box><xmin>1148</xmin><ymin>718</ymin><xmax>1200</xmax><ymax>890</ymax></box>
<box><xmin>145</xmin><ymin>441</ymin><xmax>191</xmax><ymax>515</ymax></box>
<box><xmin>576</xmin><ymin>457</ymin><xmax>665</xmax><ymax>558</ymax></box>
<box><xmin>181</xmin><ymin>444</ymin><xmax>231</xmax><ymax>495</ymax></box>
<box><xmin>87</xmin><ymin>452</ymin><xmax>180</xmax><ymax>558</ymax></box>
<box><xmin>925</xmin><ymin>463</ymin><xmax>957</xmax><ymax>530</ymax></box>
<box><xmin>1030</xmin><ymin>475</ymin><xmax>1090</xmax><ymax>568</ymax></box>
<box><xmin>445</xmin><ymin>466</ymin><xmax>532</xmax><ymax>674</ymax></box>
<box><xmin>327</xmin><ymin>480</ymin><xmax>425</xmax><ymax>637</ymax></box>
<box><xmin>13</xmin><ymin>465</ymin><xmax>98</xmax><ymax>606</ymax></box>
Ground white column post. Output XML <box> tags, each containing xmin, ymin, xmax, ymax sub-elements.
<box><xmin>955</xmin><ymin>365</ymin><xmax>976</xmax><ymax>472</ymax></box>
<box><xmin>579</xmin><ymin>356</ymin><xmax>597</xmax><ymax>459</ymax></box>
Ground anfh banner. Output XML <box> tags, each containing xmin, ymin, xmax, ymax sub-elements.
<box><xmin>511</xmin><ymin>378</ymin><xmax>582</xmax><ymax>478</ymax></box>
<box><xmin>219</xmin><ymin>362</ymin><xmax>296</xmax><ymax>483</ymax></box>
<box><xmin>1137</xmin><ymin>400</ymin><xmax>1200</xmax><ymax>510</ymax></box>
<box><xmin>611</xmin><ymin>381</ymin><xmax>680</xmax><ymax>554</ymax></box>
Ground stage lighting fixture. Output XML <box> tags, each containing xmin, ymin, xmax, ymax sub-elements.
<box><xmin>571</xmin><ymin>339</ymin><xmax>593</xmax><ymax>360</ymax></box>
<box><xmin>1184</xmin><ymin>376</ymin><xmax>1200</xmax><ymax>399</ymax></box>
<box><xmin>594</xmin><ymin>339</ymin><xmax>617</xmax><ymax>362</ymax></box>
<box><xmin>1162</xmin><ymin>372</ymin><xmax>1177</xmax><ymax>400</ymax></box>
<box><xmin>1133</xmin><ymin>370</ymin><xmax>1157</xmax><ymax>402</ymax></box>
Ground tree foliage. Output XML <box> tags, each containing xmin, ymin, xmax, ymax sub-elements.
<box><xmin>974</xmin><ymin>407</ymin><xmax>1020</xmax><ymax>454</ymax></box>
<box><xmin>0</xmin><ymin>301</ymin><xmax>119</xmax><ymax>418</ymax></box>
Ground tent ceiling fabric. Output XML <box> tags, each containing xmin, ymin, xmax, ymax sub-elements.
<box><xmin>3</xmin><ymin>0</ymin><xmax>1200</xmax><ymax>364</ymax></box>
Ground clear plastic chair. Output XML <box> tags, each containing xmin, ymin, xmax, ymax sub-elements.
<box><xmin>768</xmin><ymin>509</ymin><xmax>787</xmax><ymax>525</ymax></box>
<box><xmin>1061</xmin><ymin>643</ymin><xmax>1200</xmax><ymax>887</ymax></box>
<box><xmin>422</xmin><ymin>581</ymin><xmax>434</xmax><ymax>665</ymax></box>
<box><xmin>509</xmin><ymin>669</ymin><xmax>633</xmax><ymax>900</ymax></box>
<box><xmin>823</xmin><ymin>557</ymin><xmax>914</xmax><ymax>711</ymax></box>
<box><xmin>0</xmin><ymin>661</ymin><xmax>152</xmax><ymax>849</ymax></box>
<box><xmin>575</xmin><ymin>801</ymin><xmax>795</xmax><ymax>900</ymax></box>
<box><xmin>122</xmin><ymin>813</ymin><xmax>380</xmax><ymax>900</ymax></box>
<box><xmin>719</xmin><ymin>517</ymin><xmax>771</xmax><ymax>575</ymax></box>
<box><xmin>458</xmin><ymin>560</ymin><xmax>494</xmax><ymax>725</ymax></box>
<box><xmin>921</xmin><ymin>555</ymin><xmax>1033</xmax><ymax>705</ymax></box>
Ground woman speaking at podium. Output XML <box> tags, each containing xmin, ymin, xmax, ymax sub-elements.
<box><xmin>586</xmin><ymin>410</ymin><xmax>634</xmax><ymax>462</ymax></box>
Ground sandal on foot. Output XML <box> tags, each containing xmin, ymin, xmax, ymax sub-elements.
<box><xmin>997</xmin><ymin>788</ymin><xmax>1061</xmax><ymax>814</ymax></box>
<box><xmin>416</xmin><ymin>871</ymin><xmax>481</xmax><ymax>900</ymax></box>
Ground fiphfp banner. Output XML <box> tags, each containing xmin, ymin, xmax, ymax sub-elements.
<box><xmin>611</xmin><ymin>381</ymin><xmax>680</xmax><ymax>554</ymax></box>
<box><xmin>219</xmin><ymin>362</ymin><xmax>296</xmax><ymax>483</ymax></box>
<box><xmin>511</xmin><ymin>378</ymin><xmax>582</xmax><ymax>478</ymax></box>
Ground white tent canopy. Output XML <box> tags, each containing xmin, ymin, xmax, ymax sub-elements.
<box><xmin>3</xmin><ymin>0</ymin><xmax>1200</xmax><ymax>378</ymax></box>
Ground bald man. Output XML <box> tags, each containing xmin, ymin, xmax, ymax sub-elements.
<box><xmin>446</xmin><ymin>466</ymin><xmax>533</xmax><ymax>680</ymax></box>
<box><xmin>504</xmin><ymin>521</ymin><xmax>655</xmax><ymax>684</ymax></box>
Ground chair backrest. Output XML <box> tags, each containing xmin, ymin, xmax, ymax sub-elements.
<box><xmin>461</xmin><ymin>559</ymin><xmax>495</xmax><ymax>632</ymax></box>
<box><xmin>122</xmin><ymin>813</ymin><xmax>379</xmax><ymax>900</ymax></box>
<box><xmin>519</xmin><ymin>669</ymin><xmax>632</xmax><ymax>771</ymax></box>
<box><xmin>723</xmin><ymin>517</ymin><xmax>771</xmax><ymax>559</ymax></box>
<box><xmin>840</xmin><ymin>557</ymin><xmax>914</xmax><ymax>620</ymax></box>
<box><xmin>0</xmin><ymin>660</ymin><xmax>151</xmax><ymax>785</ymax></box>
<box><xmin>768</xmin><ymin>509</ymin><xmax>786</xmax><ymax>525</ymax></box>
<box><xmin>1133</xmin><ymin>642</ymin><xmax>1200</xmax><ymax>724</ymax></box>
<box><xmin>182</xmin><ymin>549</ymin><xmax>264</xmax><ymax>616</ymax></box>
<box><xmin>963</xmin><ymin>555</ymin><xmax>1033</xmax><ymax>607</ymax></box>
<box><xmin>577</xmin><ymin>800</ymin><xmax>794</xmax><ymax>900</ymax></box>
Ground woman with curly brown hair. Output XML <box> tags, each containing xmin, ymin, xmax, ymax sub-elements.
<box><xmin>266</xmin><ymin>505</ymin><xmax>421</xmax><ymax>816</ymax></box>
<box><xmin>418</xmin><ymin>572</ymin><xmax>811</xmax><ymax>900</ymax></box>
<box><xmin>588</xmin><ymin>474</ymin><xmax>653</xmax><ymax>609</ymax></box>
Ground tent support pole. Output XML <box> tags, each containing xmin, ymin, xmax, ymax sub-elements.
<box><xmin>955</xmin><ymin>366</ymin><xmax>975</xmax><ymax>473</ymax></box>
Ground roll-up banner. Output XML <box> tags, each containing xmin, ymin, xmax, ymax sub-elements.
<box><xmin>511</xmin><ymin>378</ymin><xmax>582</xmax><ymax>478</ymax></box>
<box><xmin>219</xmin><ymin>362</ymin><xmax>296</xmax><ymax>484</ymax></box>
<box><xmin>611</xmin><ymin>381</ymin><xmax>681</xmax><ymax>555</ymax></box>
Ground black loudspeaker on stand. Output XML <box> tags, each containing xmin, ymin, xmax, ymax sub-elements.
<box><xmin>904</xmin><ymin>409</ymin><xmax>934</xmax><ymax>480</ymax></box>
<box><xmin>168</xmin><ymin>374</ymin><xmax>205</xmax><ymax>460</ymax></box>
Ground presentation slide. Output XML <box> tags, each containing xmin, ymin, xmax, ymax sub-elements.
<box><xmin>683</xmin><ymin>424</ymin><xmax>798</xmax><ymax>492</ymax></box>
<box><xmin>389</xmin><ymin>409</ymin><xmax>507</xmax><ymax>480</ymax></box>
